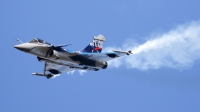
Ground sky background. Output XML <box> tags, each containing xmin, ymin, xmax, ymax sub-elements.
<box><xmin>1</xmin><ymin>0</ymin><xmax>200</xmax><ymax>112</ymax></box>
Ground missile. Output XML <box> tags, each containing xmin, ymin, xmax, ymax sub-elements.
<box><xmin>32</xmin><ymin>73</ymin><xmax>53</xmax><ymax>79</ymax></box>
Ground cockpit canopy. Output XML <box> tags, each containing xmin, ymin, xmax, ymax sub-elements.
<box><xmin>28</xmin><ymin>38</ymin><xmax>51</xmax><ymax>45</ymax></box>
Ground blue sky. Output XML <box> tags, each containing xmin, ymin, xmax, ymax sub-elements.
<box><xmin>1</xmin><ymin>0</ymin><xmax>200</xmax><ymax>112</ymax></box>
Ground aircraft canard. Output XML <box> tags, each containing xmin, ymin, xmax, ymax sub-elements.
<box><xmin>14</xmin><ymin>35</ymin><xmax>132</xmax><ymax>79</ymax></box>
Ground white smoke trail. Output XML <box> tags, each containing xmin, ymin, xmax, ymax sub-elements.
<box><xmin>78</xmin><ymin>70</ymin><xmax>87</xmax><ymax>75</ymax></box>
<box><xmin>67</xmin><ymin>70</ymin><xmax>86</xmax><ymax>75</ymax></box>
<box><xmin>105</xmin><ymin>20</ymin><xmax>200</xmax><ymax>70</ymax></box>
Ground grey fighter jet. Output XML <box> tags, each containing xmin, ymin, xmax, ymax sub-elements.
<box><xmin>14</xmin><ymin>35</ymin><xmax>132</xmax><ymax>79</ymax></box>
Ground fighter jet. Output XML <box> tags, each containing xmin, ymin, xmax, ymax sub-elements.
<box><xmin>14</xmin><ymin>35</ymin><xmax>132</xmax><ymax>79</ymax></box>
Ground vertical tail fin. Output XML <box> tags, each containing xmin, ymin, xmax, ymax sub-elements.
<box><xmin>81</xmin><ymin>35</ymin><xmax>106</xmax><ymax>53</ymax></box>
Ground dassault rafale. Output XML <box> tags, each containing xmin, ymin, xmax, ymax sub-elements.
<box><xmin>14</xmin><ymin>35</ymin><xmax>132</xmax><ymax>79</ymax></box>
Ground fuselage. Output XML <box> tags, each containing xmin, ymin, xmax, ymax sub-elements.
<box><xmin>14</xmin><ymin>39</ymin><xmax>107</xmax><ymax>71</ymax></box>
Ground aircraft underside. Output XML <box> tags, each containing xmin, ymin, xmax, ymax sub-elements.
<box><xmin>37</xmin><ymin>57</ymin><xmax>101</xmax><ymax>71</ymax></box>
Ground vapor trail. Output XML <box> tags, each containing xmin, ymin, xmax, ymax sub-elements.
<box><xmin>105</xmin><ymin>21</ymin><xmax>200</xmax><ymax>70</ymax></box>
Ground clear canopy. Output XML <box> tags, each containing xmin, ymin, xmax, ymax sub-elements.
<box><xmin>29</xmin><ymin>38</ymin><xmax>51</xmax><ymax>45</ymax></box>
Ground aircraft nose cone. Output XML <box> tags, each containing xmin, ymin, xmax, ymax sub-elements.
<box><xmin>14</xmin><ymin>44</ymin><xmax>30</xmax><ymax>52</ymax></box>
